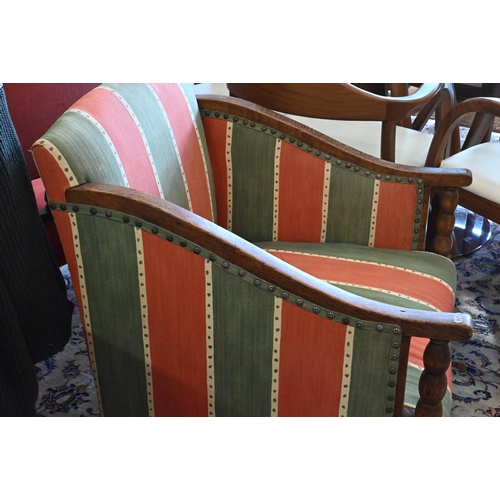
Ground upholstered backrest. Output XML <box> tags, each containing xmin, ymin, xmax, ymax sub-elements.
<box><xmin>32</xmin><ymin>83</ymin><xmax>216</xmax><ymax>222</ymax></box>
<box><xmin>201</xmin><ymin>111</ymin><xmax>422</xmax><ymax>251</ymax></box>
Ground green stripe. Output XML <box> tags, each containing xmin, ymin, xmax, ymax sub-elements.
<box><xmin>104</xmin><ymin>83</ymin><xmax>191</xmax><ymax>210</ymax></box>
<box><xmin>326</xmin><ymin>165</ymin><xmax>374</xmax><ymax>244</ymax></box>
<box><xmin>230</xmin><ymin>124</ymin><xmax>276</xmax><ymax>242</ymax></box>
<box><xmin>44</xmin><ymin>112</ymin><xmax>126</xmax><ymax>187</ymax></box>
<box><xmin>77</xmin><ymin>214</ymin><xmax>148</xmax><ymax>417</ymax></box>
<box><xmin>347</xmin><ymin>328</ymin><xmax>396</xmax><ymax>416</ymax></box>
<box><xmin>212</xmin><ymin>266</ymin><xmax>275</xmax><ymax>416</ymax></box>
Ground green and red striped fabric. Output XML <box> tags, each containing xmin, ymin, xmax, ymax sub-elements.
<box><xmin>33</xmin><ymin>83</ymin><xmax>216</xmax><ymax>222</ymax></box>
<box><xmin>202</xmin><ymin>114</ymin><xmax>421</xmax><ymax>250</ymax></box>
<box><xmin>32</xmin><ymin>84</ymin><xmax>456</xmax><ymax>416</ymax></box>
<box><xmin>32</xmin><ymin>83</ymin><xmax>218</xmax><ymax>340</ymax></box>
<box><xmin>50</xmin><ymin>204</ymin><xmax>404</xmax><ymax>417</ymax></box>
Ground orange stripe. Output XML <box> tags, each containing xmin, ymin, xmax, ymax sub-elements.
<box><xmin>142</xmin><ymin>233</ymin><xmax>208</xmax><ymax>416</ymax></box>
<box><xmin>150</xmin><ymin>84</ymin><xmax>213</xmax><ymax>220</ymax></box>
<box><xmin>278</xmin><ymin>302</ymin><xmax>346</xmax><ymax>416</ymax></box>
<box><xmin>70</xmin><ymin>87</ymin><xmax>162</xmax><ymax>197</ymax></box>
<box><xmin>32</xmin><ymin>145</ymin><xmax>71</xmax><ymax>202</ymax></box>
<box><xmin>201</xmin><ymin>116</ymin><xmax>228</xmax><ymax>228</ymax></box>
<box><xmin>277</xmin><ymin>142</ymin><xmax>325</xmax><ymax>241</ymax></box>
<box><xmin>374</xmin><ymin>182</ymin><xmax>417</xmax><ymax>250</ymax></box>
<box><xmin>268</xmin><ymin>251</ymin><xmax>454</xmax><ymax>312</ymax></box>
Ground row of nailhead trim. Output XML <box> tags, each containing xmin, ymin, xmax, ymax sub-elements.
<box><xmin>51</xmin><ymin>201</ymin><xmax>402</xmax><ymax>413</ymax></box>
<box><xmin>201</xmin><ymin>109</ymin><xmax>425</xmax><ymax>249</ymax></box>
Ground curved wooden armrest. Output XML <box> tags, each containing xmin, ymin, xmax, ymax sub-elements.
<box><xmin>197</xmin><ymin>95</ymin><xmax>473</xmax><ymax>189</ymax></box>
<box><xmin>426</xmin><ymin>97</ymin><xmax>500</xmax><ymax>166</ymax></box>
<box><xmin>64</xmin><ymin>182</ymin><xmax>473</xmax><ymax>344</ymax></box>
<box><xmin>225</xmin><ymin>83</ymin><xmax>442</xmax><ymax>122</ymax></box>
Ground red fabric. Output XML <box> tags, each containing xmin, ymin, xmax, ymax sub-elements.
<box><xmin>143</xmin><ymin>233</ymin><xmax>209</xmax><ymax>416</ymax></box>
<box><xmin>3</xmin><ymin>83</ymin><xmax>99</xmax><ymax>179</ymax></box>
<box><xmin>277</xmin><ymin>141</ymin><xmax>326</xmax><ymax>241</ymax></box>
<box><xmin>202</xmin><ymin>117</ymin><xmax>228</xmax><ymax>228</ymax></box>
<box><xmin>278</xmin><ymin>302</ymin><xmax>347</xmax><ymax>416</ymax></box>
<box><xmin>151</xmin><ymin>84</ymin><xmax>214</xmax><ymax>221</ymax></box>
<box><xmin>374</xmin><ymin>182</ymin><xmax>418</xmax><ymax>250</ymax></box>
<box><xmin>268</xmin><ymin>250</ymin><xmax>455</xmax><ymax>313</ymax></box>
<box><xmin>70</xmin><ymin>88</ymin><xmax>162</xmax><ymax>198</ymax></box>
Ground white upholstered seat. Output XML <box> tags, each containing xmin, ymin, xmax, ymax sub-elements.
<box><xmin>441</xmin><ymin>140</ymin><xmax>500</xmax><ymax>203</ymax></box>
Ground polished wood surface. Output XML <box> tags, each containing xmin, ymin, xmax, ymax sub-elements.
<box><xmin>227</xmin><ymin>83</ymin><xmax>441</xmax><ymax>121</ymax></box>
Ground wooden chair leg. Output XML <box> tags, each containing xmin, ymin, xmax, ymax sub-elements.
<box><xmin>415</xmin><ymin>339</ymin><xmax>451</xmax><ymax>417</ymax></box>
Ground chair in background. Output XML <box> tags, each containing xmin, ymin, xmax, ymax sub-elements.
<box><xmin>225</xmin><ymin>83</ymin><xmax>460</xmax><ymax>165</ymax></box>
<box><xmin>0</xmin><ymin>84</ymin><xmax>74</xmax><ymax>416</ymax></box>
<box><xmin>223</xmin><ymin>83</ymin><xmax>481</xmax><ymax>257</ymax></box>
<box><xmin>2</xmin><ymin>83</ymin><xmax>100</xmax><ymax>265</ymax></box>
<box><xmin>425</xmin><ymin>96</ymin><xmax>500</xmax><ymax>225</ymax></box>
<box><xmin>32</xmin><ymin>83</ymin><xmax>473</xmax><ymax>417</ymax></box>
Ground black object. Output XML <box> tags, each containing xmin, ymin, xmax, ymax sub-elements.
<box><xmin>0</xmin><ymin>84</ymin><xmax>73</xmax><ymax>416</ymax></box>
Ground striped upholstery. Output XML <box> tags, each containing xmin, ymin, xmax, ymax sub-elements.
<box><xmin>43</xmin><ymin>203</ymin><xmax>407</xmax><ymax>417</ymax></box>
<box><xmin>256</xmin><ymin>241</ymin><xmax>456</xmax><ymax>414</ymax></box>
<box><xmin>32</xmin><ymin>84</ymin><xmax>457</xmax><ymax>416</ymax></box>
<box><xmin>33</xmin><ymin>83</ymin><xmax>216</xmax><ymax>221</ymax></box>
<box><xmin>202</xmin><ymin>114</ymin><xmax>422</xmax><ymax>250</ymax></box>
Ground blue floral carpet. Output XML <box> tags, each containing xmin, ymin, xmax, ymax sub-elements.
<box><xmin>35</xmin><ymin>223</ymin><xmax>500</xmax><ymax>417</ymax></box>
<box><xmin>35</xmin><ymin>266</ymin><xmax>100</xmax><ymax>416</ymax></box>
<box><xmin>451</xmin><ymin>222</ymin><xmax>500</xmax><ymax>416</ymax></box>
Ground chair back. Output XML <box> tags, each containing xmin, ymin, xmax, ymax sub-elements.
<box><xmin>33</xmin><ymin>83</ymin><xmax>217</xmax><ymax>221</ymax></box>
<box><xmin>227</xmin><ymin>83</ymin><xmax>444</xmax><ymax>162</ymax></box>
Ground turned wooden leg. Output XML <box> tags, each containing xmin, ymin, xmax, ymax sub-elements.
<box><xmin>415</xmin><ymin>339</ymin><xmax>451</xmax><ymax>417</ymax></box>
<box><xmin>433</xmin><ymin>187</ymin><xmax>459</xmax><ymax>257</ymax></box>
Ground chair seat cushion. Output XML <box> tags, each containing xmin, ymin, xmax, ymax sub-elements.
<box><xmin>256</xmin><ymin>241</ymin><xmax>456</xmax><ymax>415</ymax></box>
<box><xmin>441</xmin><ymin>140</ymin><xmax>500</xmax><ymax>204</ymax></box>
<box><xmin>285</xmin><ymin>116</ymin><xmax>434</xmax><ymax>166</ymax></box>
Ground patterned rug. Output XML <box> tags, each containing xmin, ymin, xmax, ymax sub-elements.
<box><xmin>451</xmin><ymin>222</ymin><xmax>500</xmax><ymax>416</ymax></box>
<box><xmin>35</xmin><ymin>266</ymin><xmax>100</xmax><ymax>416</ymax></box>
<box><xmin>34</xmin><ymin>222</ymin><xmax>500</xmax><ymax>417</ymax></box>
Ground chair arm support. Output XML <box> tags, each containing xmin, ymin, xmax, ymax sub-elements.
<box><xmin>198</xmin><ymin>95</ymin><xmax>473</xmax><ymax>189</ymax></box>
<box><xmin>65</xmin><ymin>182</ymin><xmax>473</xmax><ymax>344</ymax></box>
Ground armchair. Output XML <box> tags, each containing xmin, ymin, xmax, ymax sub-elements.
<box><xmin>32</xmin><ymin>83</ymin><xmax>473</xmax><ymax>416</ymax></box>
